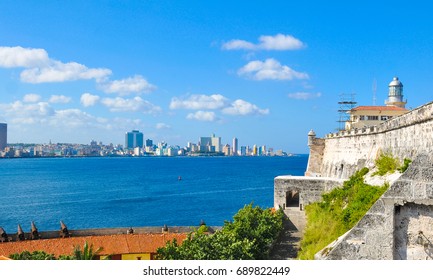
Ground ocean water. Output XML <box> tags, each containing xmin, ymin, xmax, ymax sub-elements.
<box><xmin>0</xmin><ymin>155</ymin><xmax>308</xmax><ymax>233</ymax></box>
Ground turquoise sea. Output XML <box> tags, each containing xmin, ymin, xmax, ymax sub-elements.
<box><xmin>0</xmin><ymin>155</ymin><xmax>308</xmax><ymax>233</ymax></box>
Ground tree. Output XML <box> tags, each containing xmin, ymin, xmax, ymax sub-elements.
<box><xmin>70</xmin><ymin>241</ymin><xmax>103</xmax><ymax>260</ymax></box>
<box><xmin>156</xmin><ymin>203</ymin><xmax>284</xmax><ymax>260</ymax></box>
<box><xmin>9</xmin><ymin>250</ymin><xmax>56</xmax><ymax>260</ymax></box>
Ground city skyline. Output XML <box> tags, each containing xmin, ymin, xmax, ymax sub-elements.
<box><xmin>1</xmin><ymin>2</ymin><xmax>433</xmax><ymax>153</ymax></box>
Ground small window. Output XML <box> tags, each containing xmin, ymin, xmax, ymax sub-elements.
<box><xmin>381</xmin><ymin>116</ymin><xmax>389</xmax><ymax>121</ymax></box>
<box><xmin>367</xmin><ymin>116</ymin><xmax>379</xmax><ymax>120</ymax></box>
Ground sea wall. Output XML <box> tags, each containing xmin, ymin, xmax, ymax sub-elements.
<box><xmin>1</xmin><ymin>226</ymin><xmax>221</xmax><ymax>242</ymax></box>
<box><xmin>309</xmin><ymin>101</ymin><xmax>433</xmax><ymax>179</ymax></box>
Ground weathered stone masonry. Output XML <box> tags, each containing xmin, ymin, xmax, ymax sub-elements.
<box><xmin>274</xmin><ymin>100</ymin><xmax>433</xmax><ymax>259</ymax></box>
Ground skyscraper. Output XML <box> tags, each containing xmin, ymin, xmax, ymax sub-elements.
<box><xmin>0</xmin><ymin>123</ymin><xmax>7</xmax><ymax>151</ymax></box>
<box><xmin>232</xmin><ymin>137</ymin><xmax>238</xmax><ymax>156</ymax></box>
<box><xmin>125</xmin><ymin>130</ymin><xmax>144</xmax><ymax>149</ymax></box>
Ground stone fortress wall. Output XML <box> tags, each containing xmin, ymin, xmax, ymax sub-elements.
<box><xmin>274</xmin><ymin>100</ymin><xmax>433</xmax><ymax>259</ymax></box>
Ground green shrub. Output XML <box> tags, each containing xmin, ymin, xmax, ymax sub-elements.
<box><xmin>373</xmin><ymin>152</ymin><xmax>399</xmax><ymax>176</ymax></box>
<box><xmin>397</xmin><ymin>158</ymin><xmax>412</xmax><ymax>173</ymax></box>
<box><xmin>156</xmin><ymin>203</ymin><xmax>284</xmax><ymax>260</ymax></box>
<box><xmin>298</xmin><ymin>168</ymin><xmax>388</xmax><ymax>260</ymax></box>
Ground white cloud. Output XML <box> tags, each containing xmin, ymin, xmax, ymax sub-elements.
<box><xmin>221</xmin><ymin>40</ymin><xmax>256</xmax><ymax>50</ymax></box>
<box><xmin>258</xmin><ymin>34</ymin><xmax>305</xmax><ymax>50</ymax></box>
<box><xmin>0</xmin><ymin>46</ymin><xmax>111</xmax><ymax>83</ymax></box>
<box><xmin>0</xmin><ymin>101</ymin><xmax>55</xmax><ymax>124</ymax></box>
<box><xmin>186</xmin><ymin>111</ymin><xmax>217</xmax><ymax>122</ymax></box>
<box><xmin>237</xmin><ymin>58</ymin><xmax>309</xmax><ymax>81</ymax></box>
<box><xmin>99</xmin><ymin>75</ymin><xmax>156</xmax><ymax>95</ymax></box>
<box><xmin>169</xmin><ymin>94</ymin><xmax>228</xmax><ymax>110</ymax></box>
<box><xmin>101</xmin><ymin>96</ymin><xmax>161</xmax><ymax>114</ymax></box>
<box><xmin>21</xmin><ymin>61</ymin><xmax>111</xmax><ymax>83</ymax></box>
<box><xmin>170</xmin><ymin>93</ymin><xmax>268</xmax><ymax>121</ymax></box>
<box><xmin>222</xmin><ymin>99</ymin><xmax>269</xmax><ymax>116</ymax></box>
<box><xmin>222</xmin><ymin>34</ymin><xmax>305</xmax><ymax>51</ymax></box>
<box><xmin>0</xmin><ymin>46</ymin><xmax>49</xmax><ymax>68</ymax></box>
<box><xmin>50</xmin><ymin>109</ymin><xmax>108</xmax><ymax>128</ymax></box>
<box><xmin>49</xmin><ymin>95</ymin><xmax>72</xmax><ymax>104</ymax></box>
<box><xmin>80</xmin><ymin>93</ymin><xmax>101</xmax><ymax>107</ymax></box>
<box><xmin>23</xmin><ymin>93</ymin><xmax>41</xmax><ymax>103</ymax></box>
<box><xmin>288</xmin><ymin>92</ymin><xmax>322</xmax><ymax>100</ymax></box>
<box><xmin>156</xmin><ymin>123</ymin><xmax>171</xmax><ymax>130</ymax></box>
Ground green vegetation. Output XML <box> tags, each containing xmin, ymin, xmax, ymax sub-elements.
<box><xmin>10</xmin><ymin>241</ymin><xmax>103</xmax><ymax>260</ymax></box>
<box><xmin>9</xmin><ymin>250</ymin><xmax>56</xmax><ymax>260</ymax></box>
<box><xmin>373</xmin><ymin>152</ymin><xmax>412</xmax><ymax>176</ymax></box>
<box><xmin>398</xmin><ymin>158</ymin><xmax>412</xmax><ymax>173</ymax></box>
<box><xmin>373</xmin><ymin>152</ymin><xmax>400</xmax><ymax>176</ymax></box>
<box><xmin>298</xmin><ymin>168</ymin><xmax>388</xmax><ymax>259</ymax></box>
<box><xmin>156</xmin><ymin>203</ymin><xmax>284</xmax><ymax>260</ymax></box>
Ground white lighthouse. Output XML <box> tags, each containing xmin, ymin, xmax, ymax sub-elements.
<box><xmin>386</xmin><ymin>77</ymin><xmax>406</xmax><ymax>108</ymax></box>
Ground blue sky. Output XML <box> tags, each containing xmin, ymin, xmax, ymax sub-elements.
<box><xmin>1</xmin><ymin>1</ymin><xmax>432</xmax><ymax>153</ymax></box>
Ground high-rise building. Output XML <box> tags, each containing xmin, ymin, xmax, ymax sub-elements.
<box><xmin>199</xmin><ymin>134</ymin><xmax>221</xmax><ymax>153</ymax></box>
<box><xmin>125</xmin><ymin>130</ymin><xmax>144</xmax><ymax>149</ymax></box>
<box><xmin>240</xmin><ymin>146</ymin><xmax>247</xmax><ymax>156</ymax></box>
<box><xmin>223</xmin><ymin>144</ymin><xmax>231</xmax><ymax>156</ymax></box>
<box><xmin>232</xmin><ymin>137</ymin><xmax>238</xmax><ymax>156</ymax></box>
<box><xmin>0</xmin><ymin>123</ymin><xmax>7</xmax><ymax>151</ymax></box>
<box><xmin>145</xmin><ymin>139</ymin><xmax>153</xmax><ymax>147</ymax></box>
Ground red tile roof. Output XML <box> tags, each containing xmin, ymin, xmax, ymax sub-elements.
<box><xmin>351</xmin><ymin>106</ymin><xmax>408</xmax><ymax>112</ymax></box>
<box><xmin>0</xmin><ymin>233</ymin><xmax>188</xmax><ymax>258</ymax></box>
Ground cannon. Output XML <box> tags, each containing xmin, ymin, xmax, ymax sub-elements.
<box><xmin>0</xmin><ymin>227</ymin><xmax>9</xmax><ymax>242</ymax></box>
<box><xmin>59</xmin><ymin>221</ymin><xmax>70</xmax><ymax>238</ymax></box>
<box><xmin>17</xmin><ymin>224</ymin><xmax>25</xmax><ymax>241</ymax></box>
<box><xmin>30</xmin><ymin>221</ymin><xmax>40</xmax><ymax>240</ymax></box>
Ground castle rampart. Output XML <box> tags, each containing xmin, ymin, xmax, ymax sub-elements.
<box><xmin>274</xmin><ymin>99</ymin><xmax>433</xmax><ymax>259</ymax></box>
<box><xmin>309</xmin><ymin>101</ymin><xmax>433</xmax><ymax>179</ymax></box>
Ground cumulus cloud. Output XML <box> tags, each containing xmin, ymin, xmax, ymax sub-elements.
<box><xmin>23</xmin><ymin>93</ymin><xmax>41</xmax><ymax>103</ymax></box>
<box><xmin>288</xmin><ymin>92</ymin><xmax>322</xmax><ymax>100</ymax></box>
<box><xmin>0</xmin><ymin>46</ymin><xmax>49</xmax><ymax>68</ymax></box>
<box><xmin>169</xmin><ymin>94</ymin><xmax>228</xmax><ymax>110</ymax></box>
<box><xmin>186</xmin><ymin>111</ymin><xmax>217</xmax><ymax>122</ymax></box>
<box><xmin>237</xmin><ymin>58</ymin><xmax>309</xmax><ymax>81</ymax></box>
<box><xmin>0</xmin><ymin>46</ymin><xmax>112</xmax><ymax>83</ymax></box>
<box><xmin>222</xmin><ymin>34</ymin><xmax>305</xmax><ymax>51</ymax></box>
<box><xmin>21</xmin><ymin>61</ymin><xmax>111</xmax><ymax>83</ymax></box>
<box><xmin>49</xmin><ymin>109</ymin><xmax>108</xmax><ymax>128</ymax></box>
<box><xmin>156</xmin><ymin>123</ymin><xmax>171</xmax><ymax>130</ymax></box>
<box><xmin>99</xmin><ymin>75</ymin><xmax>156</xmax><ymax>95</ymax></box>
<box><xmin>49</xmin><ymin>95</ymin><xmax>72</xmax><ymax>104</ymax></box>
<box><xmin>222</xmin><ymin>99</ymin><xmax>269</xmax><ymax>116</ymax></box>
<box><xmin>80</xmin><ymin>93</ymin><xmax>101</xmax><ymax>107</ymax></box>
<box><xmin>101</xmin><ymin>96</ymin><xmax>161</xmax><ymax>114</ymax></box>
<box><xmin>170</xmin><ymin>93</ymin><xmax>269</xmax><ymax>121</ymax></box>
<box><xmin>0</xmin><ymin>101</ymin><xmax>55</xmax><ymax>124</ymax></box>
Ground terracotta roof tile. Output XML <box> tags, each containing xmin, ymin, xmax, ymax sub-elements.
<box><xmin>351</xmin><ymin>106</ymin><xmax>408</xmax><ymax>111</ymax></box>
<box><xmin>0</xmin><ymin>233</ymin><xmax>188</xmax><ymax>258</ymax></box>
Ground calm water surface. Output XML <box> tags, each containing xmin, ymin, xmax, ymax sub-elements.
<box><xmin>0</xmin><ymin>156</ymin><xmax>307</xmax><ymax>232</ymax></box>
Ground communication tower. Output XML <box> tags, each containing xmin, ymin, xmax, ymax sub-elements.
<box><xmin>337</xmin><ymin>93</ymin><xmax>357</xmax><ymax>131</ymax></box>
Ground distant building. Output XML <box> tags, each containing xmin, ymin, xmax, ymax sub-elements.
<box><xmin>145</xmin><ymin>139</ymin><xmax>153</xmax><ymax>147</ymax></box>
<box><xmin>0</xmin><ymin>123</ymin><xmax>6</xmax><ymax>151</ymax></box>
<box><xmin>240</xmin><ymin>146</ymin><xmax>247</xmax><ymax>156</ymax></box>
<box><xmin>199</xmin><ymin>134</ymin><xmax>221</xmax><ymax>153</ymax></box>
<box><xmin>252</xmin><ymin>145</ymin><xmax>258</xmax><ymax>156</ymax></box>
<box><xmin>346</xmin><ymin>77</ymin><xmax>409</xmax><ymax>130</ymax></box>
<box><xmin>223</xmin><ymin>144</ymin><xmax>231</xmax><ymax>156</ymax></box>
<box><xmin>232</xmin><ymin>138</ymin><xmax>238</xmax><ymax>156</ymax></box>
<box><xmin>125</xmin><ymin>130</ymin><xmax>144</xmax><ymax>149</ymax></box>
